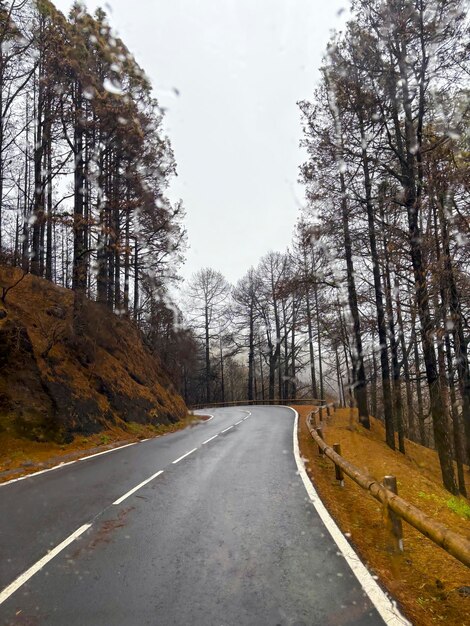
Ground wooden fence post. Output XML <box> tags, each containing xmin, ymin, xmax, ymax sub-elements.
<box><xmin>383</xmin><ymin>475</ymin><xmax>404</xmax><ymax>553</ymax></box>
<box><xmin>316</xmin><ymin>428</ymin><xmax>324</xmax><ymax>456</ymax></box>
<box><xmin>333</xmin><ymin>443</ymin><xmax>344</xmax><ymax>486</ymax></box>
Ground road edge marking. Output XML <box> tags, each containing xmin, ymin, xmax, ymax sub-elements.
<box><xmin>79</xmin><ymin>442</ymin><xmax>138</xmax><ymax>462</ymax></box>
<box><xmin>0</xmin><ymin>523</ymin><xmax>92</xmax><ymax>607</ymax></box>
<box><xmin>113</xmin><ymin>470</ymin><xmax>164</xmax><ymax>505</ymax></box>
<box><xmin>0</xmin><ymin>442</ymin><xmax>140</xmax><ymax>487</ymax></box>
<box><xmin>194</xmin><ymin>411</ymin><xmax>215</xmax><ymax>423</ymax></box>
<box><xmin>289</xmin><ymin>407</ymin><xmax>411</xmax><ymax>626</ymax></box>
<box><xmin>0</xmin><ymin>461</ymin><xmax>79</xmax><ymax>487</ymax></box>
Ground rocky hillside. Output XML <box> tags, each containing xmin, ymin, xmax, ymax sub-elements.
<box><xmin>0</xmin><ymin>267</ymin><xmax>187</xmax><ymax>443</ymax></box>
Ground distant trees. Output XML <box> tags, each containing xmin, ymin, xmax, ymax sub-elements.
<box><xmin>0</xmin><ymin>0</ymin><xmax>185</xmax><ymax>318</ymax></box>
<box><xmin>297</xmin><ymin>0</ymin><xmax>470</xmax><ymax>494</ymax></box>
<box><xmin>232</xmin><ymin>268</ymin><xmax>258</xmax><ymax>401</ymax></box>
<box><xmin>0</xmin><ymin>1</ymin><xmax>188</xmax><ymax>393</ymax></box>
<box><xmin>185</xmin><ymin>268</ymin><xmax>230</xmax><ymax>404</ymax></box>
<box><xmin>180</xmin><ymin>0</ymin><xmax>470</xmax><ymax>498</ymax></box>
<box><xmin>182</xmin><ymin>249</ymin><xmax>330</xmax><ymax>408</ymax></box>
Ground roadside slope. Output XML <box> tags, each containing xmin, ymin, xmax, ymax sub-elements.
<box><xmin>297</xmin><ymin>406</ymin><xmax>470</xmax><ymax>626</ymax></box>
<box><xmin>0</xmin><ymin>267</ymin><xmax>186</xmax><ymax>452</ymax></box>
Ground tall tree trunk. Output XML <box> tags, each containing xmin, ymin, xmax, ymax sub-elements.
<box><xmin>259</xmin><ymin>346</ymin><xmax>265</xmax><ymax>401</ymax></box>
<box><xmin>123</xmin><ymin>183</ymin><xmax>131</xmax><ymax>313</ymax></box>
<box><xmin>247</xmin><ymin>299</ymin><xmax>254</xmax><ymax>401</ymax></box>
<box><xmin>393</xmin><ymin>30</ymin><xmax>456</xmax><ymax>492</ymax></box>
<box><xmin>22</xmin><ymin>95</ymin><xmax>30</xmax><ymax>272</ymax></box>
<box><xmin>335</xmin><ymin>346</ymin><xmax>344</xmax><ymax>407</ymax></box>
<box><xmin>306</xmin><ymin>288</ymin><xmax>318</xmax><ymax>398</ymax></box>
<box><xmin>436</xmin><ymin>197</ymin><xmax>470</xmax><ymax>463</ymax></box>
<box><xmin>412</xmin><ymin>322</ymin><xmax>427</xmax><ymax>446</ymax></box>
<box><xmin>291</xmin><ymin>295</ymin><xmax>297</xmax><ymax>400</ymax></box>
<box><xmin>394</xmin><ymin>277</ymin><xmax>415</xmax><ymax>440</ymax></box>
<box><xmin>382</xmin><ymin>220</ymin><xmax>405</xmax><ymax>453</ymax></box>
<box><xmin>314</xmin><ymin>280</ymin><xmax>324</xmax><ymax>404</ymax></box>
<box><xmin>72</xmin><ymin>83</ymin><xmax>87</xmax><ymax>294</ymax></box>
<box><xmin>97</xmin><ymin>150</ymin><xmax>108</xmax><ymax>305</ymax></box>
<box><xmin>282</xmin><ymin>300</ymin><xmax>289</xmax><ymax>400</ymax></box>
<box><xmin>205</xmin><ymin>305</ymin><xmax>210</xmax><ymax>404</ymax></box>
<box><xmin>133</xmin><ymin>240</ymin><xmax>139</xmax><ymax>320</ymax></box>
<box><xmin>444</xmin><ymin>332</ymin><xmax>467</xmax><ymax>497</ymax></box>
<box><xmin>45</xmin><ymin>135</ymin><xmax>53</xmax><ymax>281</ymax></box>
<box><xmin>31</xmin><ymin>65</ymin><xmax>45</xmax><ymax>276</ymax></box>
<box><xmin>0</xmin><ymin>61</ymin><xmax>3</xmax><ymax>252</ymax></box>
<box><xmin>219</xmin><ymin>336</ymin><xmax>225</xmax><ymax>404</ymax></box>
<box><xmin>359</xmin><ymin>148</ymin><xmax>394</xmax><ymax>447</ymax></box>
<box><xmin>340</xmin><ymin>171</ymin><xmax>369</xmax><ymax>427</ymax></box>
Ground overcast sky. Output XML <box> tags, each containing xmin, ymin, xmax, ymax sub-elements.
<box><xmin>54</xmin><ymin>0</ymin><xmax>349</xmax><ymax>285</ymax></box>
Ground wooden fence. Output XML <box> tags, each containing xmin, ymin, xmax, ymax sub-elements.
<box><xmin>189</xmin><ymin>398</ymin><xmax>326</xmax><ymax>411</ymax></box>
<box><xmin>306</xmin><ymin>409</ymin><xmax>470</xmax><ymax>569</ymax></box>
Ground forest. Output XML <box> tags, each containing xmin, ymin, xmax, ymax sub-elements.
<box><xmin>181</xmin><ymin>0</ymin><xmax>470</xmax><ymax>498</ymax></box>
<box><xmin>0</xmin><ymin>1</ymin><xmax>192</xmax><ymax>387</ymax></box>
<box><xmin>1</xmin><ymin>0</ymin><xmax>469</xmax><ymax>495</ymax></box>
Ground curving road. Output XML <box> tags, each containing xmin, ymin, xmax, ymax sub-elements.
<box><xmin>0</xmin><ymin>406</ymin><xmax>406</xmax><ymax>625</ymax></box>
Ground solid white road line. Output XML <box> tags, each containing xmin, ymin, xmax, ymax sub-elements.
<box><xmin>202</xmin><ymin>435</ymin><xmax>218</xmax><ymax>445</ymax></box>
<box><xmin>79</xmin><ymin>442</ymin><xmax>138</xmax><ymax>461</ymax></box>
<box><xmin>290</xmin><ymin>408</ymin><xmax>410</xmax><ymax>626</ymax></box>
<box><xmin>0</xmin><ymin>523</ymin><xmax>92</xmax><ymax>606</ymax></box>
<box><xmin>194</xmin><ymin>411</ymin><xmax>215</xmax><ymax>423</ymax></box>
<box><xmin>221</xmin><ymin>426</ymin><xmax>233</xmax><ymax>433</ymax></box>
<box><xmin>0</xmin><ymin>460</ymin><xmax>79</xmax><ymax>487</ymax></box>
<box><xmin>113</xmin><ymin>470</ymin><xmax>164</xmax><ymax>505</ymax></box>
<box><xmin>235</xmin><ymin>420</ymin><xmax>243</xmax><ymax>425</ymax></box>
<box><xmin>172</xmin><ymin>448</ymin><xmax>198</xmax><ymax>464</ymax></box>
<box><xmin>1</xmin><ymin>441</ymin><xmax>139</xmax><ymax>487</ymax></box>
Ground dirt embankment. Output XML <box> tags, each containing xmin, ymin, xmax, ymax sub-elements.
<box><xmin>0</xmin><ymin>267</ymin><xmax>187</xmax><ymax>451</ymax></box>
<box><xmin>296</xmin><ymin>406</ymin><xmax>470</xmax><ymax>626</ymax></box>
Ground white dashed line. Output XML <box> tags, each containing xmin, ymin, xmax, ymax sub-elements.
<box><xmin>221</xmin><ymin>426</ymin><xmax>233</xmax><ymax>433</ymax></box>
<box><xmin>172</xmin><ymin>448</ymin><xmax>198</xmax><ymax>464</ymax></box>
<box><xmin>202</xmin><ymin>435</ymin><xmax>219</xmax><ymax>445</ymax></box>
<box><xmin>0</xmin><ymin>523</ymin><xmax>92</xmax><ymax>606</ymax></box>
<box><xmin>79</xmin><ymin>442</ymin><xmax>138</xmax><ymax>462</ymax></box>
<box><xmin>113</xmin><ymin>470</ymin><xmax>164</xmax><ymax>505</ymax></box>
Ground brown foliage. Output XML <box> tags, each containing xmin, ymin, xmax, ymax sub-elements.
<box><xmin>0</xmin><ymin>266</ymin><xmax>187</xmax><ymax>444</ymax></box>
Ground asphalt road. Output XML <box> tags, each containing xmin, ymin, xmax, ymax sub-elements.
<box><xmin>0</xmin><ymin>406</ymin><xmax>402</xmax><ymax>625</ymax></box>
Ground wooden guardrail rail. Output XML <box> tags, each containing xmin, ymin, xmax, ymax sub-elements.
<box><xmin>190</xmin><ymin>398</ymin><xmax>327</xmax><ymax>411</ymax></box>
<box><xmin>306</xmin><ymin>409</ymin><xmax>470</xmax><ymax>569</ymax></box>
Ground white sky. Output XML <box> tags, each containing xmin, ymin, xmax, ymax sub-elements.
<box><xmin>54</xmin><ymin>0</ymin><xmax>349</xmax><ymax>285</ymax></box>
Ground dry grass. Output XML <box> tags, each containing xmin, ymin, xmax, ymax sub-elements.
<box><xmin>296</xmin><ymin>405</ymin><xmax>470</xmax><ymax>626</ymax></box>
<box><xmin>0</xmin><ymin>266</ymin><xmax>187</xmax><ymax>444</ymax></box>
